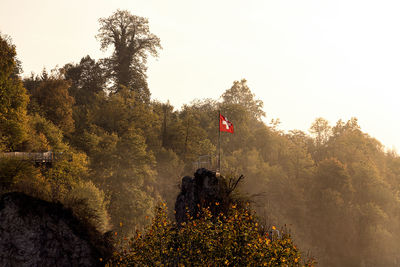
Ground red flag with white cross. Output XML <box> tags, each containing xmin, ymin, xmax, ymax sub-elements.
<box><xmin>219</xmin><ymin>114</ymin><xmax>234</xmax><ymax>133</ymax></box>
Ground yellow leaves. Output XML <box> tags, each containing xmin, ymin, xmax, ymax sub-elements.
<box><xmin>108</xmin><ymin>203</ymin><xmax>304</xmax><ymax>266</ymax></box>
<box><xmin>119</xmin><ymin>222</ymin><xmax>123</xmax><ymax>227</ymax></box>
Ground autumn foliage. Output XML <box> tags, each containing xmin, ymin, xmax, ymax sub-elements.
<box><xmin>3</xmin><ymin>9</ymin><xmax>400</xmax><ymax>266</ymax></box>
<box><xmin>108</xmin><ymin>203</ymin><xmax>314</xmax><ymax>266</ymax></box>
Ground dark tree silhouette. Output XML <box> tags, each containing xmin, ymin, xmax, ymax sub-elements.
<box><xmin>97</xmin><ymin>10</ymin><xmax>161</xmax><ymax>102</ymax></box>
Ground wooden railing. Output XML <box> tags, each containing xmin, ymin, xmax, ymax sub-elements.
<box><xmin>0</xmin><ymin>151</ymin><xmax>55</xmax><ymax>164</ymax></box>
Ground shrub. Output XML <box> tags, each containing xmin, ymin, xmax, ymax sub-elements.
<box><xmin>0</xmin><ymin>158</ymin><xmax>51</xmax><ymax>200</ymax></box>
<box><xmin>108</xmin><ymin>203</ymin><xmax>314</xmax><ymax>266</ymax></box>
<box><xmin>66</xmin><ymin>180</ymin><xmax>111</xmax><ymax>233</ymax></box>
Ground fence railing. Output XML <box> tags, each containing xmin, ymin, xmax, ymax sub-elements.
<box><xmin>0</xmin><ymin>151</ymin><xmax>55</xmax><ymax>163</ymax></box>
<box><xmin>192</xmin><ymin>155</ymin><xmax>217</xmax><ymax>171</ymax></box>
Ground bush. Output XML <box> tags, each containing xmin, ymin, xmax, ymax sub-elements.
<box><xmin>108</xmin><ymin>204</ymin><xmax>314</xmax><ymax>266</ymax></box>
<box><xmin>0</xmin><ymin>158</ymin><xmax>51</xmax><ymax>200</ymax></box>
<box><xmin>67</xmin><ymin>180</ymin><xmax>111</xmax><ymax>233</ymax></box>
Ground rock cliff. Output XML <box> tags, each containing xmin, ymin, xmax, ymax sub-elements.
<box><xmin>0</xmin><ymin>192</ymin><xmax>111</xmax><ymax>267</ymax></box>
<box><xmin>175</xmin><ymin>168</ymin><xmax>243</xmax><ymax>225</ymax></box>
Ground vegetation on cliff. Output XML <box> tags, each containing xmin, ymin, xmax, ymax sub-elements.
<box><xmin>1</xmin><ymin>9</ymin><xmax>400</xmax><ymax>266</ymax></box>
<box><xmin>108</xmin><ymin>203</ymin><xmax>313</xmax><ymax>266</ymax></box>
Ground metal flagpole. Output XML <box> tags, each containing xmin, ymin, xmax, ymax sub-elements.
<box><xmin>217</xmin><ymin>110</ymin><xmax>221</xmax><ymax>175</ymax></box>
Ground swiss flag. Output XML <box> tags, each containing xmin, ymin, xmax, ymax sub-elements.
<box><xmin>219</xmin><ymin>114</ymin><xmax>234</xmax><ymax>133</ymax></box>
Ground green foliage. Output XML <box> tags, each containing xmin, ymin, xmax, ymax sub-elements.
<box><xmin>0</xmin><ymin>154</ymin><xmax>111</xmax><ymax>235</ymax></box>
<box><xmin>82</xmin><ymin>111</ymin><xmax>158</xmax><ymax>231</ymax></box>
<box><xmin>109</xmin><ymin>204</ymin><xmax>313</xmax><ymax>266</ymax></box>
<box><xmin>4</xmin><ymin>11</ymin><xmax>400</xmax><ymax>266</ymax></box>
<box><xmin>67</xmin><ymin>180</ymin><xmax>111</xmax><ymax>233</ymax></box>
<box><xmin>25</xmin><ymin>113</ymin><xmax>68</xmax><ymax>152</ymax></box>
<box><xmin>63</xmin><ymin>55</ymin><xmax>106</xmax><ymax>106</ymax></box>
<box><xmin>0</xmin><ymin>158</ymin><xmax>52</xmax><ymax>199</ymax></box>
<box><xmin>0</xmin><ymin>35</ymin><xmax>29</xmax><ymax>151</ymax></box>
<box><xmin>155</xmin><ymin>148</ymin><xmax>183</xmax><ymax>213</ymax></box>
<box><xmin>63</xmin><ymin>56</ymin><xmax>107</xmax><ymax>143</ymax></box>
<box><xmin>222</xmin><ymin>79</ymin><xmax>265</xmax><ymax>120</ymax></box>
<box><xmin>43</xmin><ymin>151</ymin><xmax>89</xmax><ymax>198</ymax></box>
<box><xmin>110</xmin><ymin>186</ymin><xmax>156</xmax><ymax>232</ymax></box>
<box><xmin>25</xmin><ymin>71</ymin><xmax>75</xmax><ymax>134</ymax></box>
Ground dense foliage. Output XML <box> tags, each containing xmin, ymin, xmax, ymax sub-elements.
<box><xmin>108</xmin><ymin>203</ymin><xmax>313</xmax><ymax>266</ymax></box>
<box><xmin>1</xmin><ymin>9</ymin><xmax>400</xmax><ymax>266</ymax></box>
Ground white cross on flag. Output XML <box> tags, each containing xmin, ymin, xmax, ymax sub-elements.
<box><xmin>219</xmin><ymin>114</ymin><xmax>234</xmax><ymax>133</ymax></box>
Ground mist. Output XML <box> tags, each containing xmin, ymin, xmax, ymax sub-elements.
<box><xmin>1</xmin><ymin>7</ymin><xmax>400</xmax><ymax>266</ymax></box>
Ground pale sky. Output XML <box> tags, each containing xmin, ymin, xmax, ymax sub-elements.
<box><xmin>1</xmin><ymin>0</ymin><xmax>400</xmax><ymax>151</ymax></box>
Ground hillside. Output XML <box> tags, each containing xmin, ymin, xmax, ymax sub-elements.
<box><xmin>1</xmin><ymin>10</ymin><xmax>400</xmax><ymax>266</ymax></box>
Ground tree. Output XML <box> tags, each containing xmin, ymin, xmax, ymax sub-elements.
<box><xmin>97</xmin><ymin>10</ymin><xmax>162</xmax><ymax>101</ymax></box>
<box><xmin>25</xmin><ymin>71</ymin><xmax>75</xmax><ymax>135</ymax></box>
<box><xmin>221</xmin><ymin>79</ymin><xmax>265</xmax><ymax>120</ymax></box>
<box><xmin>25</xmin><ymin>113</ymin><xmax>68</xmax><ymax>152</ymax></box>
<box><xmin>63</xmin><ymin>56</ymin><xmax>106</xmax><ymax>106</ymax></box>
<box><xmin>90</xmin><ymin>126</ymin><xmax>158</xmax><ymax>231</ymax></box>
<box><xmin>0</xmin><ymin>35</ymin><xmax>29</xmax><ymax>151</ymax></box>
<box><xmin>154</xmin><ymin>148</ymin><xmax>183</xmax><ymax>212</ymax></box>
<box><xmin>309</xmin><ymin>117</ymin><xmax>331</xmax><ymax>162</ymax></box>
<box><xmin>327</xmin><ymin>118</ymin><xmax>383</xmax><ymax>167</ymax></box>
<box><xmin>63</xmin><ymin>56</ymin><xmax>107</xmax><ymax>143</ymax></box>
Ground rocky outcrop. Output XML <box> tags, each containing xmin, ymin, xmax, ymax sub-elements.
<box><xmin>0</xmin><ymin>192</ymin><xmax>111</xmax><ymax>267</ymax></box>
<box><xmin>175</xmin><ymin>168</ymin><xmax>242</xmax><ymax>225</ymax></box>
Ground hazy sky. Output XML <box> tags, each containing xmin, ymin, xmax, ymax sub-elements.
<box><xmin>1</xmin><ymin>0</ymin><xmax>400</xmax><ymax>150</ymax></box>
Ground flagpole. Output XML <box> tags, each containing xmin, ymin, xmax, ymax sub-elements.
<box><xmin>218</xmin><ymin>110</ymin><xmax>221</xmax><ymax>175</ymax></box>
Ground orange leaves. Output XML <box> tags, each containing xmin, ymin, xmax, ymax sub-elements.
<box><xmin>108</xmin><ymin>203</ymin><xmax>311</xmax><ymax>266</ymax></box>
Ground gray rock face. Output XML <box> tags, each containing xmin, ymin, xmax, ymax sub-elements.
<box><xmin>175</xmin><ymin>168</ymin><xmax>229</xmax><ymax>225</ymax></box>
<box><xmin>0</xmin><ymin>192</ymin><xmax>109</xmax><ymax>267</ymax></box>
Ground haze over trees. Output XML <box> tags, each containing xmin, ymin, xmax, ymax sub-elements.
<box><xmin>1</xmin><ymin>9</ymin><xmax>400</xmax><ymax>266</ymax></box>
